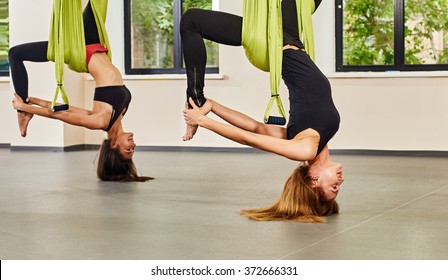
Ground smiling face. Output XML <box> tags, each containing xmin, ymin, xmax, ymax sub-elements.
<box><xmin>112</xmin><ymin>132</ymin><xmax>136</xmax><ymax>160</ymax></box>
<box><xmin>314</xmin><ymin>162</ymin><xmax>344</xmax><ymax>201</ymax></box>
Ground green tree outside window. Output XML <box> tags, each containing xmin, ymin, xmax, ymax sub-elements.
<box><xmin>0</xmin><ymin>0</ymin><xmax>9</xmax><ymax>75</ymax></box>
<box><xmin>405</xmin><ymin>0</ymin><xmax>448</xmax><ymax>65</ymax></box>
<box><xmin>337</xmin><ymin>0</ymin><xmax>448</xmax><ymax>71</ymax></box>
<box><xmin>127</xmin><ymin>0</ymin><xmax>218</xmax><ymax>73</ymax></box>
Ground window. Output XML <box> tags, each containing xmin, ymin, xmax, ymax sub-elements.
<box><xmin>0</xmin><ymin>0</ymin><xmax>9</xmax><ymax>76</ymax></box>
<box><xmin>336</xmin><ymin>0</ymin><xmax>448</xmax><ymax>72</ymax></box>
<box><xmin>124</xmin><ymin>0</ymin><xmax>219</xmax><ymax>75</ymax></box>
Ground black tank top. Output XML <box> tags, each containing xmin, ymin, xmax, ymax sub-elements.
<box><xmin>282</xmin><ymin>0</ymin><xmax>322</xmax><ymax>47</ymax></box>
<box><xmin>93</xmin><ymin>85</ymin><xmax>132</xmax><ymax>132</ymax></box>
<box><xmin>283</xmin><ymin>50</ymin><xmax>340</xmax><ymax>157</ymax></box>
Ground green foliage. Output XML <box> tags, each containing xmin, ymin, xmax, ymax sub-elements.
<box><xmin>131</xmin><ymin>0</ymin><xmax>218</xmax><ymax>69</ymax></box>
<box><xmin>343</xmin><ymin>0</ymin><xmax>448</xmax><ymax>66</ymax></box>
<box><xmin>343</xmin><ymin>0</ymin><xmax>394</xmax><ymax>65</ymax></box>
<box><xmin>131</xmin><ymin>0</ymin><xmax>173</xmax><ymax>68</ymax></box>
<box><xmin>405</xmin><ymin>0</ymin><xmax>448</xmax><ymax>64</ymax></box>
<box><xmin>184</xmin><ymin>0</ymin><xmax>212</xmax><ymax>10</ymax></box>
<box><xmin>0</xmin><ymin>0</ymin><xmax>9</xmax><ymax>71</ymax></box>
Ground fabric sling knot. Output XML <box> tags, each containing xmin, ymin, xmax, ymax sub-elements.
<box><xmin>241</xmin><ymin>0</ymin><xmax>315</xmax><ymax>123</ymax></box>
<box><xmin>46</xmin><ymin>0</ymin><xmax>111</xmax><ymax>111</ymax></box>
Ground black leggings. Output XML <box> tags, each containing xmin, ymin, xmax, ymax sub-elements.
<box><xmin>180</xmin><ymin>9</ymin><xmax>242</xmax><ymax>107</ymax></box>
<box><xmin>8</xmin><ymin>1</ymin><xmax>100</xmax><ymax>102</ymax></box>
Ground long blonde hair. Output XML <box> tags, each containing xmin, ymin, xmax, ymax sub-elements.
<box><xmin>241</xmin><ymin>162</ymin><xmax>339</xmax><ymax>223</ymax></box>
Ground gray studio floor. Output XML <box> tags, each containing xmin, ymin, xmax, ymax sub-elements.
<box><xmin>0</xmin><ymin>147</ymin><xmax>447</xmax><ymax>260</ymax></box>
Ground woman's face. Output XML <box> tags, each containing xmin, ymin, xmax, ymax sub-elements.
<box><xmin>316</xmin><ymin>162</ymin><xmax>344</xmax><ymax>201</ymax></box>
<box><xmin>114</xmin><ymin>132</ymin><xmax>136</xmax><ymax>160</ymax></box>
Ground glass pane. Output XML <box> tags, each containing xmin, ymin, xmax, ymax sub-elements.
<box><xmin>183</xmin><ymin>0</ymin><xmax>219</xmax><ymax>68</ymax></box>
<box><xmin>130</xmin><ymin>0</ymin><xmax>219</xmax><ymax>70</ymax></box>
<box><xmin>130</xmin><ymin>0</ymin><xmax>174</xmax><ymax>69</ymax></box>
<box><xmin>342</xmin><ymin>0</ymin><xmax>394</xmax><ymax>66</ymax></box>
<box><xmin>0</xmin><ymin>0</ymin><xmax>9</xmax><ymax>72</ymax></box>
<box><xmin>405</xmin><ymin>0</ymin><xmax>448</xmax><ymax>65</ymax></box>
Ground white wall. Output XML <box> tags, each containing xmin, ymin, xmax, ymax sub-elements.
<box><xmin>3</xmin><ymin>0</ymin><xmax>448</xmax><ymax>151</ymax></box>
<box><xmin>0</xmin><ymin>77</ymin><xmax>14</xmax><ymax>144</ymax></box>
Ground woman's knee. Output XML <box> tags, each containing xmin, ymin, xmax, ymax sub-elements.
<box><xmin>180</xmin><ymin>8</ymin><xmax>202</xmax><ymax>34</ymax></box>
<box><xmin>8</xmin><ymin>45</ymin><xmax>21</xmax><ymax>62</ymax></box>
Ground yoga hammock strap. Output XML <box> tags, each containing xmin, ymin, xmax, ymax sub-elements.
<box><xmin>241</xmin><ymin>0</ymin><xmax>315</xmax><ymax>123</ymax></box>
<box><xmin>47</xmin><ymin>0</ymin><xmax>111</xmax><ymax>111</ymax></box>
<box><xmin>242</xmin><ymin>0</ymin><xmax>283</xmax><ymax>94</ymax></box>
<box><xmin>297</xmin><ymin>0</ymin><xmax>316</xmax><ymax>61</ymax></box>
<box><xmin>264</xmin><ymin>94</ymin><xmax>287</xmax><ymax>123</ymax></box>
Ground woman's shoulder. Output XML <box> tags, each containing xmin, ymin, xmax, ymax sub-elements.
<box><xmin>293</xmin><ymin>128</ymin><xmax>320</xmax><ymax>141</ymax></box>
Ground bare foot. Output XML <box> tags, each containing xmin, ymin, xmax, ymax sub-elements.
<box><xmin>182</xmin><ymin>124</ymin><xmax>198</xmax><ymax>141</ymax></box>
<box><xmin>17</xmin><ymin>111</ymin><xmax>33</xmax><ymax>137</ymax></box>
<box><xmin>182</xmin><ymin>99</ymin><xmax>212</xmax><ymax>141</ymax></box>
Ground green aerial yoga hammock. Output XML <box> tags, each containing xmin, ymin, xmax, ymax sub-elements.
<box><xmin>242</xmin><ymin>0</ymin><xmax>315</xmax><ymax>125</ymax></box>
<box><xmin>46</xmin><ymin>0</ymin><xmax>111</xmax><ymax>111</ymax></box>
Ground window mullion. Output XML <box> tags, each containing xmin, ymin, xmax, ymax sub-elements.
<box><xmin>173</xmin><ymin>0</ymin><xmax>183</xmax><ymax>70</ymax></box>
<box><xmin>394</xmin><ymin>0</ymin><xmax>405</xmax><ymax>68</ymax></box>
<box><xmin>335</xmin><ymin>0</ymin><xmax>343</xmax><ymax>71</ymax></box>
<box><xmin>124</xmin><ymin>0</ymin><xmax>132</xmax><ymax>74</ymax></box>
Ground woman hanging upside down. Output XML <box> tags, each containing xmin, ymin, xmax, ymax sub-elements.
<box><xmin>9</xmin><ymin>1</ymin><xmax>152</xmax><ymax>182</ymax></box>
<box><xmin>181</xmin><ymin>0</ymin><xmax>343</xmax><ymax>222</ymax></box>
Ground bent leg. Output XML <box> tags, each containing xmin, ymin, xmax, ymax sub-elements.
<box><xmin>8</xmin><ymin>41</ymin><xmax>49</xmax><ymax>101</ymax></box>
<box><xmin>83</xmin><ymin>1</ymin><xmax>101</xmax><ymax>45</ymax></box>
<box><xmin>180</xmin><ymin>9</ymin><xmax>243</xmax><ymax>141</ymax></box>
<box><xmin>8</xmin><ymin>41</ymin><xmax>48</xmax><ymax>137</ymax></box>
<box><xmin>180</xmin><ymin>8</ymin><xmax>242</xmax><ymax>107</ymax></box>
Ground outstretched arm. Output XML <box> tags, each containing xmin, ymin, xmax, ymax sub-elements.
<box><xmin>208</xmin><ymin>99</ymin><xmax>286</xmax><ymax>139</ymax></box>
<box><xmin>27</xmin><ymin>96</ymin><xmax>92</xmax><ymax>116</ymax></box>
<box><xmin>183</xmin><ymin>98</ymin><xmax>317</xmax><ymax>161</ymax></box>
<box><xmin>13</xmin><ymin>94</ymin><xmax>105</xmax><ymax>130</ymax></box>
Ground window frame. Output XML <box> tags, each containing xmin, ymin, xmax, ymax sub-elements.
<box><xmin>335</xmin><ymin>0</ymin><xmax>448</xmax><ymax>72</ymax></box>
<box><xmin>0</xmin><ymin>68</ymin><xmax>7</xmax><ymax>77</ymax></box>
<box><xmin>124</xmin><ymin>0</ymin><xmax>218</xmax><ymax>75</ymax></box>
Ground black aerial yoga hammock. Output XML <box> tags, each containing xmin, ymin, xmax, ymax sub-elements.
<box><xmin>46</xmin><ymin>0</ymin><xmax>111</xmax><ymax>112</ymax></box>
<box><xmin>241</xmin><ymin>0</ymin><xmax>315</xmax><ymax>125</ymax></box>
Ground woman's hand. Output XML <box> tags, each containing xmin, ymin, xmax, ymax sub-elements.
<box><xmin>27</xmin><ymin>96</ymin><xmax>51</xmax><ymax>108</ymax></box>
<box><xmin>184</xmin><ymin>98</ymin><xmax>213</xmax><ymax>115</ymax></box>
<box><xmin>12</xmin><ymin>93</ymin><xmax>25</xmax><ymax>111</ymax></box>
<box><xmin>183</xmin><ymin>97</ymin><xmax>208</xmax><ymax>126</ymax></box>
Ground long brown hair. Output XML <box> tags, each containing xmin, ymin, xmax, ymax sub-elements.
<box><xmin>97</xmin><ymin>139</ymin><xmax>153</xmax><ymax>182</ymax></box>
<box><xmin>241</xmin><ymin>162</ymin><xmax>339</xmax><ymax>223</ymax></box>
